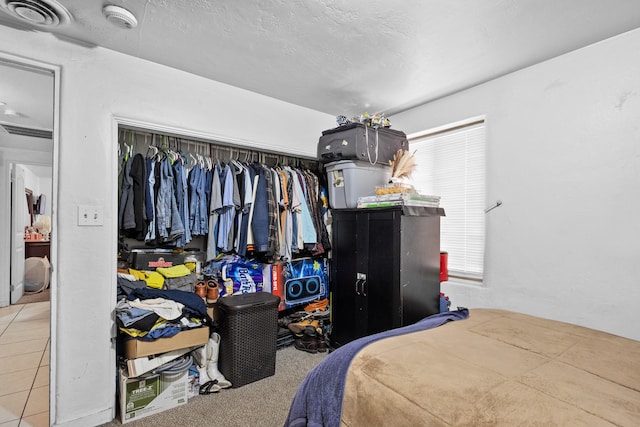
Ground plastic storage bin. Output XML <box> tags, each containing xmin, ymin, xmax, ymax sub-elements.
<box><xmin>326</xmin><ymin>160</ymin><xmax>391</xmax><ymax>209</ymax></box>
<box><xmin>216</xmin><ymin>292</ymin><xmax>280</xmax><ymax>388</ymax></box>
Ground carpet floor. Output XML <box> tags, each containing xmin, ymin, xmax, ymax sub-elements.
<box><xmin>12</xmin><ymin>288</ymin><xmax>327</xmax><ymax>426</ymax></box>
<box><xmin>102</xmin><ymin>344</ymin><xmax>328</xmax><ymax>427</ymax></box>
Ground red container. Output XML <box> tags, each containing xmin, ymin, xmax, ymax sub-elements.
<box><xmin>440</xmin><ymin>251</ymin><xmax>448</xmax><ymax>282</ymax></box>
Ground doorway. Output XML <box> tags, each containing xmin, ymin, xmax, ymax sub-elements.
<box><xmin>0</xmin><ymin>54</ymin><xmax>57</xmax><ymax>426</ymax></box>
<box><xmin>11</xmin><ymin>163</ymin><xmax>53</xmax><ymax>304</ymax></box>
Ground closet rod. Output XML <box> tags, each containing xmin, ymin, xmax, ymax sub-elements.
<box><xmin>118</xmin><ymin>128</ymin><xmax>316</xmax><ymax>165</ymax></box>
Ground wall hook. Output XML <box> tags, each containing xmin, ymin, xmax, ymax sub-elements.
<box><xmin>484</xmin><ymin>200</ymin><xmax>503</xmax><ymax>213</ymax></box>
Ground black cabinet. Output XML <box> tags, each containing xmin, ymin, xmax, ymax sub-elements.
<box><xmin>329</xmin><ymin>206</ymin><xmax>444</xmax><ymax>348</ymax></box>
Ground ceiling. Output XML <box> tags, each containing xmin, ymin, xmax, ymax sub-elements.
<box><xmin>1</xmin><ymin>0</ymin><xmax>640</xmax><ymax>134</ymax></box>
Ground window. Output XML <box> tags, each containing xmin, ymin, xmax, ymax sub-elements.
<box><xmin>409</xmin><ymin>119</ymin><xmax>485</xmax><ymax>281</ymax></box>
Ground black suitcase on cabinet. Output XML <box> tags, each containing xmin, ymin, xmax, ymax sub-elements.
<box><xmin>317</xmin><ymin>123</ymin><xmax>408</xmax><ymax>166</ymax></box>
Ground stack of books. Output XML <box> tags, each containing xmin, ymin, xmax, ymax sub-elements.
<box><xmin>357</xmin><ymin>193</ymin><xmax>441</xmax><ymax>208</ymax></box>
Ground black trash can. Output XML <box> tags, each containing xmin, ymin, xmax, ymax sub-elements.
<box><xmin>216</xmin><ymin>292</ymin><xmax>280</xmax><ymax>388</ymax></box>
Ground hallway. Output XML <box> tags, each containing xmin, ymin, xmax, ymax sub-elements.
<box><xmin>0</xmin><ymin>301</ymin><xmax>50</xmax><ymax>426</ymax></box>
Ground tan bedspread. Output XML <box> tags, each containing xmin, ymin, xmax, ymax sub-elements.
<box><xmin>341</xmin><ymin>309</ymin><xmax>640</xmax><ymax>426</ymax></box>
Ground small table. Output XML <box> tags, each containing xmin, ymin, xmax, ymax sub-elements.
<box><xmin>25</xmin><ymin>241</ymin><xmax>50</xmax><ymax>259</ymax></box>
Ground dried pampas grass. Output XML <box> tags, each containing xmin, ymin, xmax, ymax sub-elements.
<box><xmin>389</xmin><ymin>149</ymin><xmax>417</xmax><ymax>180</ymax></box>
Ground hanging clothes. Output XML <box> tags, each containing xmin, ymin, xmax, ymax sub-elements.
<box><xmin>217</xmin><ymin>163</ymin><xmax>235</xmax><ymax>252</ymax></box>
<box><xmin>119</xmin><ymin>156</ymin><xmax>134</xmax><ymax>231</ymax></box>
<box><xmin>245</xmin><ymin>171</ymin><xmax>260</xmax><ymax>252</ymax></box>
<box><xmin>236</xmin><ymin>164</ymin><xmax>254</xmax><ymax>257</ymax></box>
<box><xmin>175</xmin><ymin>159</ymin><xmax>192</xmax><ymax>247</ymax></box>
<box><xmin>156</xmin><ymin>157</ymin><xmax>184</xmax><ymax>243</ymax></box>
<box><xmin>117</xmin><ymin>130</ymin><xmax>329</xmax><ymax>265</ymax></box>
<box><xmin>119</xmin><ymin>153</ymin><xmax>148</xmax><ymax>240</ymax></box>
<box><xmin>200</xmin><ymin>166</ymin><xmax>211</xmax><ymax>234</ymax></box>
<box><xmin>250</xmin><ymin>164</ymin><xmax>269</xmax><ymax>253</ymax></box>
<box><xmin>188</xmin><ymin>164</ymin><xmax>204</xmax><ymax>235</ymax></box>
<box><xmin>228</xmin><ymin>162</ymin><xmax>242</xmax><ymax>252</ymax></box>
<box><xmin>144</xmin><ymin>158</ymin><xmax>156</xmax><ymax>243</ymax></box>
<box><xmin>206</xmin><ymin>163</ymin><xmax>223</xmax><ymax>262</ymax></box>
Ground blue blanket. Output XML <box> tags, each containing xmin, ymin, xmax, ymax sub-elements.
<box><xmin>284</xmin><ymin>308</ymin><xmax>469</xmax><ymax>427</ymax></box>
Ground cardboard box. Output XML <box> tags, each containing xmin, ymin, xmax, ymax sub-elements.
<box><xmin>271</xmin><ymin>257</ymin><xmax>329</xmax><ymax>311</ymax></box>
<box><xmin>119</xmin><ymin>367</ymin><xmax>188</xmax><ymax>424</ymax></box>
<box><xmin>187</xmin><ymin>366</ymin><xmax>199</xmax><ymax>400</ymax></box>
<box><xmin>126</xmin><ymin>347</ymin><xmax>195</xmax><ymax>378</ymax></box>
<box><xmin>124</xmin><ymin>327</ymin><xmax>209</xmax><ymax>359</ymax></box>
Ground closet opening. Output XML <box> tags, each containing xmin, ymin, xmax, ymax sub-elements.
<box><xmin>113</xmin><ymin>122</ymin><xmax>333</xmax><ymax>417</ymax></box>
<box><xmin>114</xmin><ymin>122</ymin><xmax>331</xmax><ymax>320</ymax></box>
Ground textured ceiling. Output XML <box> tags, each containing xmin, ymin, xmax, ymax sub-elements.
<box><xmin>1</xmin><ymin>0</ymin><xmax>640</xmax><ymax>132</ymax></box>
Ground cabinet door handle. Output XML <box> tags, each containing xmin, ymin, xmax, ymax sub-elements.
<box><xmin>355</xmin><ymin>273</ymin><xmax>367</xmax><ymax>296</ymax></box>
<box><xmin>361</xmin><ymin>279</ymin><xmax>367</xmax><ymax>297</ymax></box>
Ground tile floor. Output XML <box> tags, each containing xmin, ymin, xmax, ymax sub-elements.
<box><xmin>0</xmin><ymin>301</ymin><xmax>50</xmax><ymax>427</ymax></box>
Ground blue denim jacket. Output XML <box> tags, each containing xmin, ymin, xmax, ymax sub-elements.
<box><xmin>189</xmin><ymin>164</ymin><xmax>202</xmax><ymax>235</ymax></box>
<box><xmin>173</xmin><ymin>160</ymin><xmax>191</xmax><ymax>247</ymax></box>
<box><xmin>157</xmin><ymin>158</ymin><xmax>184</xmax><ymax>241</ymax></box>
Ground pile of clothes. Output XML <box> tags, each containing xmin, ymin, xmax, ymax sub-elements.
<box><xmin>115</xmin><ymin>286</ymin><xmax>209</xmax><ymax>341</ymax></box>
<box><xmin>116</xmin><ymin>267</ymin><xmax>233</xmax><ymax>394</ymax></box>
<box><xmin>117</xmin><ymin>264</ymin><xmax>197</xmax><ymax>299</ymax></box>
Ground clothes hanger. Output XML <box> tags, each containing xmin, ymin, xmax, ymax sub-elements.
<box><xmin>124</xmin><ymin>131</ymin><xmax>134</xmax><ymax>161</ymax></box>
<box><xmin>151</xmin><ymin>134</ymin><xmax>162</xmax><ymax>161</ymax></box>
<box><xmin>167</xmin><ymin>138</ymin><xmax>178</xmax><ymax>163</ymax></box>
<box><xmin>205</xmin><ymin>146</ymin><xmax>213</xmax><ymax>170</ymax></box>
<box><xmin>186</xmin><ymin>142</ymin><xmax>197</xmax><ymax>167</ymax></box>
<box><xmin>147</xmin><ymin>143</ymin><xmax>159</xmax><ymax>159</ymax></box>
<box><xmin>178</xmin><ymin>139</ymin><xmax>188</xmax><ymax>166</ymax></box>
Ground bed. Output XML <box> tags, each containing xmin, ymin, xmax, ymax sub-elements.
<box><xmin>285</xmin><ymin>308</ymin><xmax>640</xmax><ymax>426</ymax></box>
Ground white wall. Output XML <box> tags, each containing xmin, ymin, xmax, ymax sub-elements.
<box><xmin>394</xmin><ymin>28</ymin><xmax>640</xmax><ymax>341</ymax></box>
<box><xmin>0</xmin><ymin>25</ymin><xmax>334</xmax><ymax>427</ymax></box>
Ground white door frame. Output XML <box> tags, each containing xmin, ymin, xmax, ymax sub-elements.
<box><xmin>0</xmin><ymin>51</ymin><xmax>60</xmax><ymax>427</ymax></box>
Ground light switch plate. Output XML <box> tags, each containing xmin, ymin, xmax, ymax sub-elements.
<box><xmin>78</xmin><ymin>205</ymin><xmax>104</xmax><ymax>226</ymax></box>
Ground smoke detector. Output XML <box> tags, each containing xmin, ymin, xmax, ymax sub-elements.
<box><xmin>0</xmin><ymin>0</ymin><xmax>72</xmax><ymax>27</ymax></box>
<box><xmin>103</xmin><ymin>4</ymin><xmax>137</xmax><ymax>29</ymax></box>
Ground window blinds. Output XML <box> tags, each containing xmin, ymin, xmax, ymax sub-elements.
<box><xmin>410</xmin><ymin>121</ymin><xmax>486</xmax><ymax>280</ymax></box>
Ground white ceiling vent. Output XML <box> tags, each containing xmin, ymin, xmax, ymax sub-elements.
<box><xmin>0</xmin><ymin>123</ymin><xmax>52</xmax><ymax>139</ymax></box>
<box><xmin>0</xmin><ymin>0</ymin><xmax>72</xmax><ymax>27</ymax></box>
